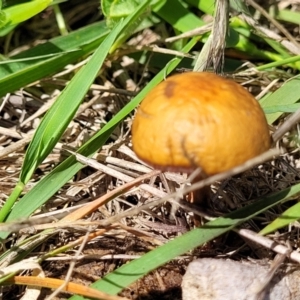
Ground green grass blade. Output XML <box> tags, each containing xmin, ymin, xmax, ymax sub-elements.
<box><xmin>1</xmin><ymin>0</ymin><xmax>51</xmax><ymax>27</ymax></box>
<box><xmin>18</xmin><ymin>0</ymin><xmax>152</xmax><ymax>184</ymax></box>
<box><xmin>0</xmin><ymin>20</ymin><xmax>126</xmax><ymax>223</ymax></box>
<box><xmin>69</xmin><ymin>183</ymin><xmax>300</xmax><ymax>299</ymax></box>
<box><xmin>185</xmin><ymin>0</ymin><xmax>215</xmax><ymax>15</ymax></box>
<box><xmin>263</xmin><ymin>103</ymin><xmax>300</xmax><ymax>114</ymax></box>
<box><xmin>19</xmin><ymin>20</ymin><xmax>125</xmax><ymax>184</ymax></box>
<box><xmin>256</xmin><ymin>55</ymin><xmax>300</xmax><ymax>71</ymax></box>
<box><xmin>260</xmin><ymin>75</ymin><xmax>300</xmax><ymax>124</ymax></box>
<box><xmin>260</xmin><ymin>202</ymin><xmax>300</xmax><ymax>235</ymax></box>
<box><xmin>0</xmin><ymin>37</ymin><xmax>198</xmax><ymax>240</ymax></box>
<box><xmin>0</xmin><ymin>21</ymin><xmax>110</xmax><ymax>97</ymax></box>
<box><xmin>273</xmin><ymin>9</ymin><xmax>300</xmax><ymax>25</ymax></box>
<box><xmin>0</xmin><ymin>21</ymin><xmax>108</xmax><ymax>76</ymax></box>
<box><xmin>153</xmin><ymin>0</ymin><xmax>204</xmax><ymax>32</ymax></box>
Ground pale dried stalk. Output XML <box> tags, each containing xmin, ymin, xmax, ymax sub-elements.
<box><xmin>68</xmin><ymin>149</ymin><xmax>166</xmax><ymax>198</ymax></box>
<box><xmin>272</xmin><ymin>109</ymin><xmax>300</xmax><ymax>143</ymax></box>
<box><xmin>236</xmin><ymin>228</ymin><xmax>300</xmax><ymax>264</ymax></box>
<box><xmin>194</xmin><ymin>0</ymin><xmax>229</xmax><ymax>71</ymax></box>
<box><xmin>98</xmin><ymin>149</ymin><xmax>280</xmax><ymax>226</ymax></box>
<box><xmin>246</xmin><ymin>0</ymin><xmax>300</xmax><ymax>52</ymax></box>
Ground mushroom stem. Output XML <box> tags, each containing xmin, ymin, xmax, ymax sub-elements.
<box><xmin>187</xmin><ymin>174</ymin><xmax>210</xmax><ymax>226</ymax></box>
<box><xmin>190</xmin><ymin>185</ymin><xmax>210</xmax><ymax>206</ymax></box>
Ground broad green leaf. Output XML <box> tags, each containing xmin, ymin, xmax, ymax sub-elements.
<box><xmin>101</xmin><ymin>0</ymin><xmax>160</xmax><ymax>38</ymax></box>
<box><xmin>0</xmin><ymin>36</ymin><xmax>199</xmax><ymax>239</ymax></box>
<box><xmin>69</xmin><ymin>183</ymin><xmax>300</xmax><ymax>299</ymax></box>
<box><xmin>102</xmin><ymin>0</ymin><xmax>140</xmax><ymax>25</ymax></box>
<box><xmin>101</xmin><ymin>0</ymin><xmax>159</xmax><ymax>52</ymax></box>
<box><xmin>110</xmin><ymin>0</ymin><xmax>138</xmax><ymax>17</ymax></box>
<box><xmin>102</xmin><ymin>0</ymin><xmax>161</xmax><ymax>19</ymax></box>
<box><xmin>260</xmin><ymin>201</ymin><xmax>300</xmax><ymax>235</ymax></box>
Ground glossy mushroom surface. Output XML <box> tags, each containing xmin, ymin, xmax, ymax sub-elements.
<box><xmin>132</xmin><ymin>72</ymin><xmax>271</xmax><ymax>175</ymax></box>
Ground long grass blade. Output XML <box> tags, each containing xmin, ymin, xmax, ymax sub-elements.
<box><xmin>0</xmin><ymin>18</ymin><xmax>126</xmax><ymax>222</ymax></box>
<box><xmin>0</xmin><ymin>21</ymin><xmax>109</xmax><ymax>97</ymax></box>
<box><xmin>69</xmin><ymin>183</ymin><xmax>300</xmax><ymax>299</ymax></box>
<box><xmin>260</xmin><ymin>75</ymin><xmax>300</xmax><ymax>124</ymax></box>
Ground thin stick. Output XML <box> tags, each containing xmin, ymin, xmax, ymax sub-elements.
<box><xmin>236</xmin><ymin>228</ymin><xmax>300</xmax><ymax>263</ymax></box>
<box><xmin>272</xmin><ymin>109</ymin><xmax>300</xmax><ymax>142</ymax></box>
<box><xmin>98</xmin><ymin>149</ymin><xmax>280</xmax><ymax>226</ymax></box>
<box><xmin>247</xmin><ymin>0</ymin><xmax>300</xmax><ymax>51</ymax></box>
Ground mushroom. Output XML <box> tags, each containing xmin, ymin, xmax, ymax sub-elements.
<box><xmin>131</xmin><ymin>72</ymin><xmax>271</xmax><ymax>207</ymax></box>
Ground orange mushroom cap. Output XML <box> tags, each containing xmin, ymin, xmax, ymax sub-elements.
<box><xmin>132</xmin><ymin>72</ymin><xmax>271</xmax><ymax>175</ymax></box>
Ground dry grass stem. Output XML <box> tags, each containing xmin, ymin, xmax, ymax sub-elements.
<box><xmin>236</xmin><ymin>228</ymin><xmax>300</xmax><ymax>263</ymax></box>
<box><xmin>247</xmin><ymin>0</ymin><xmax>300</xmax><ymax>51</ymax></box>
<box><xmin>272</xmin><ymin>109</ymin><xmax>300</xmax><ymax>142</ymax></box>
<box><xmin>98</xmin><ymin>149</ymin><xmax>280</xmax><ymax>227</ymax></box>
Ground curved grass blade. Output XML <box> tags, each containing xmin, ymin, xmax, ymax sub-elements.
<box><xmin>1</xmin><ymin>0</ymin><xmax>51</xmax><ymax>28</ymax></box>
<box><xmin>0</xmin><ymin>21</ymin><xmax>109</xmax><ymax>97</ymax></box>
<box><xmin>0</xmin><ymin>19</ymin><xmax>126</xmax><ymax>222</ymax></box>
<box><xmin>260</xmin><ymin>201</ymin><xmax>300</xmax><ymax>235</ymax></box>
<box><xmin>263</xmin><ymin>103</ymin><xmax>300</xmax><ymax>114</ymax></box>
<box><xmin>260</xmin><ymin>75</ymin><xmax>300</xmax><ymax>124</ymax></box>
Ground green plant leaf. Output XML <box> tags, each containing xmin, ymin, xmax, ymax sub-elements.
<box><xmin>0</xmin><ymin>10</ymin><xmax>7</xmax><ymax>28</ymax></box>
<box><xmin>260</xmin><ymin>201</ymin><xmax>300</xmax><ymax>235</ymax></box>
<box><xmin>1</xmin><ymin>0</ymin><xmax>52</xmax><ymax>28</ymax></box>
<box><xmin>0</xmin><ymin>21</ymin><xmax>110</xmax><ymax>97</ymax></box>
<box><xmin>260</xmin><ymin>75</ymin><xmax>300</xmax><ymax>124</ymax></box>
<box><xmin>263</xmin><ymin>103</ymin><xmax>300</xmax><ymax>114</ymax></box>
<box><xmin>102</xmin><ymin>0</ymin><xmax>140</xmax><ymax>27</ymax></box>
<box><xmin>21</xmin><ymin>23</ymin><xmax>126</xmax><ymax>183</ymax></box>
<box><xmin>185</xmin><ymin>0</ymin><xmax>215</xmax><ymax>15</ymax></box>
<box><xmin>153</xmin><ymin>0</ymin><xmax>204</xmax><ymax>32</ymax></box>
<box><xmin>0</xmin><ymin>0</ymin><xmax>156</xmax><ymax>224</ymax></box>
<box><xmin>273</xmin><ymin>9</ymin><xmax>300</xmax><ymax>25</ymax></box>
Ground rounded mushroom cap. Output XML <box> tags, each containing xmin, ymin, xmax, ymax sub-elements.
<box><xmin>132</xmin><ymin>72</ymin><xmax>271</xmax><ymax>175</ymax></box>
